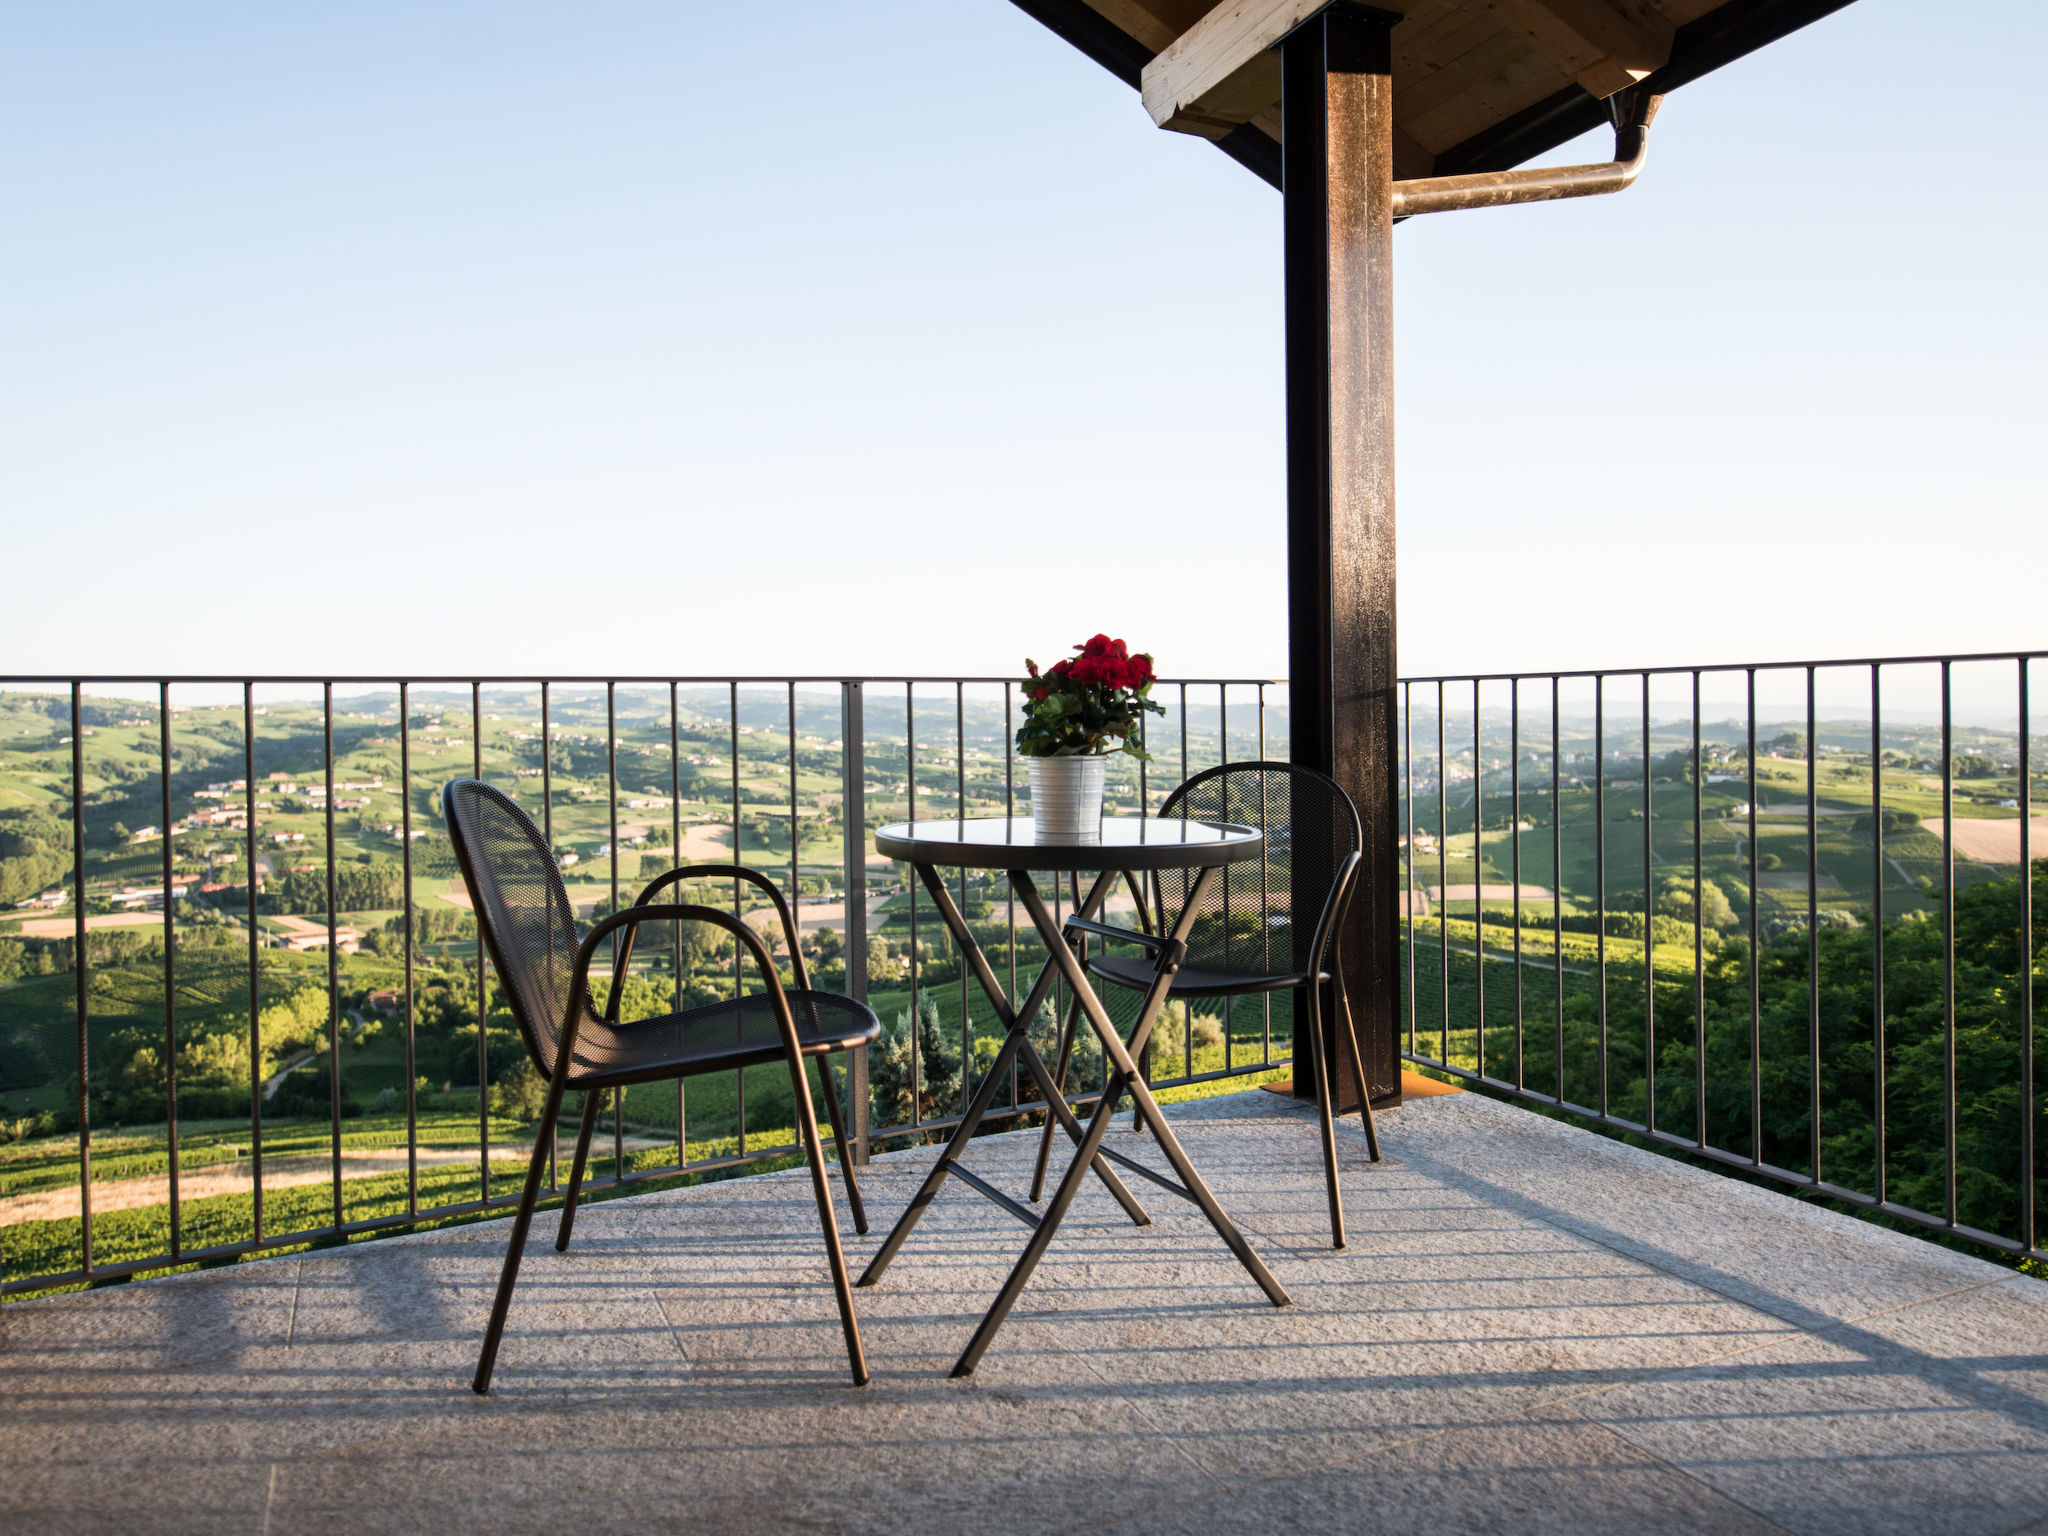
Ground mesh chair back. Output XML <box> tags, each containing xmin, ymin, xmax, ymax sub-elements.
<box><xmin>442</xmin><ymin>779</ymin><xmax>596</xmax><ymax>1077</ymax></box>
<box><xmin>1155</xmin><ymin>763</ymin><xmax>1360</xmax><ymax>978</ymax></box>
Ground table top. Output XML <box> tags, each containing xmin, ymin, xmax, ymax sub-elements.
<box><xmin>874</xmin><ymin>816</ymin><xmax>1263</xmax><ymax>872</ymax></box>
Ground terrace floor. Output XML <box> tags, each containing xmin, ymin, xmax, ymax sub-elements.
<box><xmin>6</xmin><ymin>1088</ymin><xmax>2048</xmax><ymax>1536</ymax></box>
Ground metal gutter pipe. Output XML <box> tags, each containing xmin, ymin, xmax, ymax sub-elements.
<box><xmin>1392</xmin><ymin>86</ymin><xmax>1661</xmax><ymax>217</ymax></box>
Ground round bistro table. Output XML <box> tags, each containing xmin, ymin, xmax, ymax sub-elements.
<box><xmin>856</xmin><ymin>815</ymin><xmax>1291</xmax><ymax>1377</ymax></box>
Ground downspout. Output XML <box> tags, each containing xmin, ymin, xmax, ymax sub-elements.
<box><xmin>1392</xmin><ymin>86</ymin><xmax>1661</xmax><ymax>217</ymax></box>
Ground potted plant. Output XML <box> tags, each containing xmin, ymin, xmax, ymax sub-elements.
<box><xmin>1017</xmin><ymin>634</ymin><xmax>1164</xmax><ymax>839</ymax></box>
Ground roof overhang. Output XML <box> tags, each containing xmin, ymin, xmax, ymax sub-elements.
<box><xmin>1008</xmin><ymin>0</ymin><xmax>1857</xmax><ymax>188</ymax></box>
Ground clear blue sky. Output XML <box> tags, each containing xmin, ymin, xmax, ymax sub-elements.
<box><xmin>2</xmin><ymin>1</ymin><xmax>2040</xmax><ymax>683</ymax></box>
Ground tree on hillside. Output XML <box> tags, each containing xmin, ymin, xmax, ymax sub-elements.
<box><xmin>0</xmin><ymin>808</ymin><xmax>72</xmax><ymax>905</ymax></box>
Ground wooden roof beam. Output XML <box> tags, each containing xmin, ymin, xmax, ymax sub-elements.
<box><xmin>1497</xmin><ymin>0</ymin><xmax>1674</xmax><ymax>99</ymax></box>
<box><xmin>1141</xmin><ymin>0</ymin><xmax>1378</xmax><ymax>139</ymax></box>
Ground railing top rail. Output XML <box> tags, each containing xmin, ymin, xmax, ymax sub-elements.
<box><xmin>8</xmin><ymin>647</ymin><xmax>2045</xmax><ymax>690</ymax></box>
<box><xmin>0</xmin><ymin>674</ymin><xmax>1290</xmax><ymax>688</ymax></box>
<box><xmin>1399</xmin><ymin>647</ymin><xmax>2046</xmax><ymax>686</ymax></box>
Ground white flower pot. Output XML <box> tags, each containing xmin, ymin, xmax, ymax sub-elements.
<box><xmin>1029</xmin><ymin>755</ymin><xmax>1107</xmax><ymax>842</ymax></box>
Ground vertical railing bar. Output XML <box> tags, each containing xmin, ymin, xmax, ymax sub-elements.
<box><xmin>2019</xmin><ymin>657</ymin><xmax>2034</xmax><ymax>1256</ymax></box>
<box><xmin>907</xmin><ymin>681</ymin><xmax>919</xmax><ymax>1131</ymax></box>
<box><xmin>1552</xmin><ymin>679</ymin><xmax>1564</xmax><ymax>1101</ymax></box>
<box><xmin>327</xmin><ymin>681</ymin><xmax>344</xmax><ymax>1227</ymax></box>
<box><xmin>1170</xmin><ymin>676</ymin><xmax>1185</xmax><ymax>1071</ymax></box>
<box><xmin>608</xmin><ymin>681</ymin><xmax>623</xmax><ymax>1182</ymax></box>
<box><xmin>1595</xmin><ymin>672</ymin><xmax>1608</xmax><ymax>1119</ymax></box>
<box><xmin>1220</xmin><ymin>682</ymin><xmax>1229</xmax><ymax>1074</ymax></box>
<box><xmin>541</xmin><ymin>681</ymin><xmax>554</xmax><ymax>849</ymax></box>
<box><xmin>1643</xmin><ymin>672</ymin><xmax>1655</xmax><ymax>1137</ymax></box>
<box><xmin>789</xmin><ymin>680</ymin><xmax>801</xmax><ymax>909</ymax></box>
<box><xmin>957</xmin><ymin>682</ymin><xmax>969</xmax><ymax>1113</ymax></box>
<box><xmin>789</xmin><ymin>680</ymin><xmax>809</xmax><ymax>1147</ymax></box>
<box><xmin>1473</xmin><ymin>678</ymin><xmax>1485</xmax><ymax>1079</ymax></box>
<box><xmin>472</xmin><ymin>681</ymin><xmax>488</xmax><ymax>1203</ymax></box>
<box><xmin>1245</xmin><ymin>684</ymin><xmax>1261</xmax><ymax>1073</ymax></box>
<box><xmin>160</xmin><ymin>681</ymin><xmax>182</xmax><ymax>1255</ymax></box>
<box><xmin>1005</xmin><ymin>682</ymin><xmax>1017</xmax><ymax>1111</ymax></box>
<box><xmin>731</xmin><ymin>681</ymin><xmax>745</xmax><ymax>1157</ymax></box>
<box><xmin>1692</xmin><ymin>670</ymin><xmax>1705</xmax><ymax>1149</ymax></box>
<box><xmin>1942</xmin><ymin>660</ymin><xmax>1957</xmax><ymax>1224</ymax></box>
<box><xmin>1747</xmin><ymin>668</ymin><xmax>1761</xmax><ymax>1167</ymax></box>
<box><xmin>1511</xmin><ymin>677</ymin><xmax>1523</xmax><ymax>1092</ymax></box>
<box><xmin>1438</xmin><ymin>680</ymin><xmax>1448</xmax><ymax>1064</ymax></box>
<box><xmin>541</xmin><ymin>682</ymin><xmax>556</xmax><ymax>1192</ymax></box>
<box><xmin>1405</xmin><ymin>680</ymin><xmax>1415</xmax><ymax>1058</ymax></box>
<box><xmin>245</xmin><ymin>684</ymin><xmax>265</xmax><ymax>1237</ymax></box>
<box><xmin>1180</xmin><ymin>681</ymin><xmax>1189</xmax><ymax>784</ymax></box>
<box><xmin>1872</xmin><ymin>665</ymin><xmax>1886</xmax><ymax>1208</ymax></box>
<box><xmin>71</xmin><ymin>681</ymin><xmax>93</xmax><ymax>1274</ymax></box>
<box><xmin>400</xmin><ymin>682</ymin><xmax>417</xmax><ymax>1214</ymax></box>
<box><xmin>672</xmin><ymin>681</ymin><xmax>685</xmax><ymax>1170</ymax></box>
<box><xmin>840</xmin><ymin>679</ymin><xmax>869</xmax><ymax>1162</ymax></box>
<box><xmin>1807</xmin><ymin>665</ymin><xmax>1821</xmax><ymax>1183</ymax></box>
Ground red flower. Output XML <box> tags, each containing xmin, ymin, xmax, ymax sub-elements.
<box><xmin>1026</xmin><ymin>659</ymin><xmax>1040</xmax><ymax>678</ymax></box>
<box><xmin>1031</xmin><ymin>686</ymin><xmax>1049</xmax><ymax>701</ymax></box>
<box><xmin>1080</xmin><ymin>634</ymin><xmax>1112</xmax><ymax>658</ymax></box>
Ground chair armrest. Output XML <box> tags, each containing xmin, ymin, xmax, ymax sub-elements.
<box><xmin>573</xmin><ymin>904</ymin><xmax>789</xmax><ymax>1032</ymax></box>
<box><xmin>1063</xmin><ymin>915</ymin><xmax>1185</xmax><ymax>969</ymax></box>
<box><xmin>629</xmin><ymin>864</ymin><xmax>809</xmax><ymax>989</ymax></box>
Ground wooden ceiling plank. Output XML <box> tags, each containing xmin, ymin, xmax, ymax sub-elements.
<box><xmin>1498</xmin><ymin>0</ymin><xmax>1674</xmax><ymax>96</ymax></box>
<box><xmin>1405</xmin><ymin>43</ymin><xmax>1571</xmax><ymax>149</ymax></box>
<box><xmin>1393</xmin><ymin>29</ymin><xmax>1531</xmax><ymax>120</ymax></box>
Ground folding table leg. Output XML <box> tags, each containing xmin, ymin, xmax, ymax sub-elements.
<box><xmin>1028</xmin><ymin>990</ymin><xmax>1087</xmax><ymax>1203</ymax></box>
<box><xmin>859</xmin><ymin>863</ymin><xmax>1150</xmax><ymax>1289</ymax></box>
<box><xmin>1014</xmin><ymin>873</ymin><xmax>1292</xmax><ymax>1310</ymax></box>
<box><xmin>951</xmin><ymin>1043</ymin><xmax>1132</xmax><ymax>1377</ymax></box>
<box><xmin>857</xmin><ymin>1022</ymin><xmax>1030</xmax><ymax>1286</ymax></box>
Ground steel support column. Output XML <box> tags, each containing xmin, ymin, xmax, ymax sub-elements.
<box><xmin>1283</xmin><ymin>2</ymin><xmax>1401</xmax><ymax>1110</ymax></box>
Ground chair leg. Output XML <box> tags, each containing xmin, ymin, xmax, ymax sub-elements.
<box><xmin>1335</xmin><ymin>973</ymin><xmax>1382</xmax><ymax>1162</ymax></box>
<box><xmin>1306</xmin><ymin>982</ymin><xmax>1347</xmax><ymax>1250</ymax></box>
<box><xmin>474</xmin><ymin>1075</ymin><xmax>567</xmax><ymax>1395</ymax></box>
<box><xmin>814</xmin><ymin>1054</ymin><xmax>868</xmax><ymax>1235</ymax></box>
<box><xmin>554</xmin><ymin>1089</ymin><xmax>602</xmax><ymax>1253</ymax></box>
<box><xmin>1029</xmin><ymin>996</ymin><xmax>1082</xmax><ymax>1203</ymax></box>
<box><xmin>785</xmin><ymin>1049</ymin><xmax>868</xmax><ymax>1385</ymax></box>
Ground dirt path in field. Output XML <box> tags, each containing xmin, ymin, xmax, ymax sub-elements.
<box><xmin>15</xmin><ymin>913</ymin><xmax>162</xmax><ymax>939</ymax></box>
<box><xmin>0</xmin><ymin>1133</ymin><xmax>673</xmax><ymax>1225</ymax></box>
<box><xmin>1427</xmin><ymin>884</ymin><xmax>1556</xmax><ymax>905</ymax></box>
<box><xmin>1924</xmin><ymin>817</ymin><xmax>2048</xmax><ymax>865</ymax></box>
<box><xmin>744</xmin><ymin>893</ymin><xmax>890</xmax><ymax>936</ymax></box>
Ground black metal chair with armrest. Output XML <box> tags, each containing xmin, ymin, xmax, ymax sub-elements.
<box><xmin>1032</xmin><ymin>761</ymin><xmax>1381</xmax><ymax>1247</ymax></box>
<box><xmin>442</xmin><ymin>778</ymin><xmax>878</xmax><ymax>1393</ymax></box>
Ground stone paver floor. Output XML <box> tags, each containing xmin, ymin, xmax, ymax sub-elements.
<box><xmin>5</xmin><ymin>1088</ymin><xmax>2046</xmax><ymax>1535</ymax></box>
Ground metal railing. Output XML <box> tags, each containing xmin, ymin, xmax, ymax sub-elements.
<box><xmin>1399</xmin><ymin>649</ymin><xmax>2044</xmax><ymax>1267</ymax></box>
<box><xmin>7</xmin><ymin>649</ymin><xmax>2038</xmax><ymax>1297</ymax></box>
<box><xmin>0</xmin><ymin>673</ymin><xmax>1289</xmax><ymax>1296</ymax></box>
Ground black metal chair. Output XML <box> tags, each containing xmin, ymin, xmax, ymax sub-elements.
<box><xmin>442</xmin><ymin>778</ymin><xmax>879</xmax><ymax>1392</ymax></box>
<box><xmin>1032</xmin><ymin>761</ymin><xmax>1381</xmax><ymax>1247</ymax></box>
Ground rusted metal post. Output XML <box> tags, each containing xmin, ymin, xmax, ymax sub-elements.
<box><xmin>1283</xmin><ymin>2</ymin><xmax>1401</xmax><ymax>1110</ymax></box>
